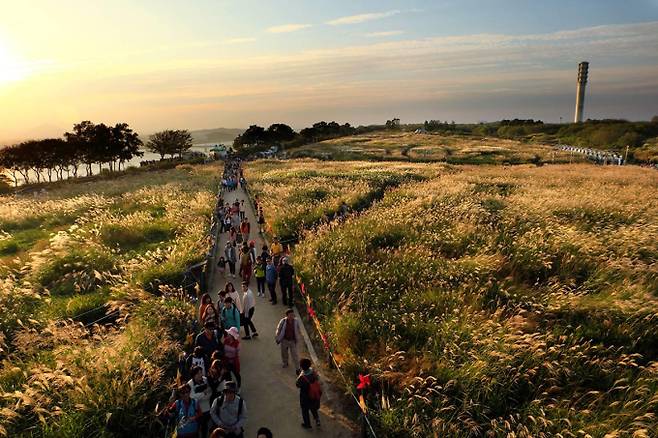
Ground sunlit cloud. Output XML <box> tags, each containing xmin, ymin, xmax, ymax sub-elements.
<box><xmin>2</xmin><ymin>20</ymin><xmax>658</xmax><ymax>140</ymax></box>
<box><xmin>224</xmin><ymin>37</ymin><xmax>256</xmax><ymax>44</ymax></box>
<box><xmin>327</xmin><ymin>10</ymin><xmax>400</xmax><ymax>26</ymax></box>
<box><xmin>266</xmin><ymin>23</ymin><xmax>312</xmax><ymax>33</ymax></box>
<box><xmin>366</xmin><ymin>30</ymin><xmax>404</xmax><ymax>38</ymax></box>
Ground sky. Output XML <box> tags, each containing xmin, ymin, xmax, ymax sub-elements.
<box><xmin>1</xmin><ymin>0</ymin><xmax>658</xmax><ymax>142</ymax></box>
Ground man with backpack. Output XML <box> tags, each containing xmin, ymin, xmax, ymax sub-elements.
<box><xmin>221</xmin><ymin>297</ymin><xmax>241</xmax><ymax>333</ymax></box>
<box><xmin>210</xmin><ymin>381</ymin><xmax>246</xmax><ymax>438</ymax></box>
<box><xmin>296</xmin><ymin>358</ymin><xmax>322</xmax><ymax>429</ymax></box>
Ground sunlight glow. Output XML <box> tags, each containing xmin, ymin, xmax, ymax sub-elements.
<box><xmin>0</xmin><ymin>40</ymin><xmax>29</xmax><ymax>84</ymax></box>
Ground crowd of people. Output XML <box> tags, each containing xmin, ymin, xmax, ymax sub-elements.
<box><xmin>557</xmin><ymin>144</ymin><xmax>625</xmax><ymax>165</ymax></box>
<box><xmin>161</xmin><ymin>157</ymin><xmax>324</xmax><ymax>438</ymax></box>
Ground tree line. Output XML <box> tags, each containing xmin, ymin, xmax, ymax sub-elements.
<box><xmin>233</xmin><ymin>121</ymin><xmax>379</xmax><ymax>155</ymax></box>
<box><xmin>0</xmin><ymin>122</ymin><xmax>195</xmax><ymax>187</ymax></box>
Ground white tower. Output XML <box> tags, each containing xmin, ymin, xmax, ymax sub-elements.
<box><xmin>574</xmin><ymin>61</ymin><xmax>589</xmax><ymax>123</ymax></box>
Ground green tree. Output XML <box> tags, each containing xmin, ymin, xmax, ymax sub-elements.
<box><xmin>172</xmin><ymin>129</ymin><xmax>193</xmax><ymax>158</ymax></box>
<box><xmin>111</xmin><ymin>123</ymin><xmax>143</xmax><ymax>170</ymax></box>
<box><xmin>147</xmin><ymin>130</ymin><xmax>192</xmax><ymax>159</ymax></box>
<box><xmin>266</xmin><ymin>124</ymin><xmax>296</xmax><ymax>143</ymax></box>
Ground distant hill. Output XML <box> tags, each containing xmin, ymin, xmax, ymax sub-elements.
<box><xmin>189</xmin><ymin>128</ymin><xmax>244</xmax><ymax>144</ymax></box>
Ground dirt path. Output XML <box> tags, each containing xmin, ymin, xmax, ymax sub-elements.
<box><xmin>209</xmin><ymin>184</ymin><xmax>356</xmax><ymax>438</ymax></box>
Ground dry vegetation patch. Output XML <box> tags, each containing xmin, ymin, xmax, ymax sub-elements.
<box><xmin>0</xmin><ymin>163</ymin><xmax>219</xmax><ymax>436</ymax></box>
<box><xmin>265</xmin><ymin>160</ymin><xmax>658</xmax><ymax>437</ymax></box>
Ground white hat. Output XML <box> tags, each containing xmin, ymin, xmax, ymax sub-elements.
<box><xmin>225</xmin><ymin>326</ymin><xmax>240</xmax><ymax>339</ymax></box>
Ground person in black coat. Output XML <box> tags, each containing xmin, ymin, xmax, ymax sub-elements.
<box><xmin>278</xmin><ymin>257</ymin><xmax>295</xmax><ymax>306</ymax></box>
<box><xmin>295</xmin><ymin>358</ymin><xmax>321</xmax><ymax>429</ymax></box>
<box><xmin>195</xmin><ymin>321</ymin><xmax>221</xmax><ymax>362</ymax></box>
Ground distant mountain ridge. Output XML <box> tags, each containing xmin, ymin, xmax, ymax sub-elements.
<box><xmin>189</xmin><ymin>127</ymin><xmax>244</xmax><ymax>144</ymax></box>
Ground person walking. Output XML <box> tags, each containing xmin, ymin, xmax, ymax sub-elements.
<box><xmin>275</xmin><ymin>309</ymin><xmax>302</xmax><ymax>374</ymax></box>
<box><xmin>209</xmin><ymin>381</ymin><xmax>246</xmax><ymax>438</ymax></box>
<box><xmin>199</xmin><ymin>294</ymin><xmax>219</xmax><ymax>328</ymax></box>
<box><xmin>240</xmin><ymin>282</ymin><xmax>258</xmax><ymax>340</ymax></box>
<box><xmin>186</xmin><ymin>346</ymin><xmax>210</xmax><ymax>378</ymax></box>
<box><xmin>279</xmin><ymin>257</ymin><xmax>295</xmax><ymax>307</ymax></box>
<box><xmin>239</xmin><ymin>246</ymin><xmax>252</xmax><ymax>284</ymax></box>
<box><xmin>168</xmin><ymin>384</ymin><xmax>202</xmax><ymax>438</ymax></box>
<box><xmin>189</xmin><ymin>365</ymin><xmax>213</xmax><ymax>437</ymax></box>
<box><xmin>265</xmin><ymin>257</ymin><xmax>278</xmax><ymax>305</ymax></box>
<box><xmin>270</xmin><ymin>237</ymin><xmax>283</xmax><ymax>267</ymax></box>
<box><xmin>248</xmin><ymin>241</ymin><xmax>257</xmax><ymax>265</ymax></box>
<box><xmin>296</xmin><ymin>358</ymin><xmax>322</xmax><ymax>429</ymax></box>
<box><xmin>221</xmin><ymin>297</ymin><xmax>241</xmax><ymax>333</ymax></box>
<box><xmin>195</xmin><ymin>321</ymin><xmax>221</xmax><ymax>362</ymax></box>
<box><xmin>224</xmin><ymin>241</ymin><xmax>237</xmax><ymax>278</ymax></box>
<box><xmin>257</xmin><ymin>209</ymin><xmax>266</xmax><ymax>235</ymax></box>
<box><xmin>225</xmin><ymin>282</ymin><xmax>242</xmax><ymax>314</ymax></box>
<box><xmin>240</xmin><ymin>218</ymin><xmax>250</xmax><ymax>242</ymax></box>
<box><xmin>217</xmin><ymin>256</ymin><xmax>227</xmax><ymax>279</ymax></box>
<box><xmin>223</xmin><ymin>327</ymin><xmax>242</xmax><ymax>388</ymax></box>
<box><xmin>223</xmin><ymin>215</ymin><xmax>232</xmax><ymax>235</ymax></box>
<box><xmin>254</xmin><ymin>256</ymin><xmax>266</xmax><ymax>298</ymax></box>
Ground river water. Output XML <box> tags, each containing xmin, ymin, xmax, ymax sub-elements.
<box><xmin>3</xmin><ymin>144</ymin><xmax>217</xmax><ymax>187</ymax></box>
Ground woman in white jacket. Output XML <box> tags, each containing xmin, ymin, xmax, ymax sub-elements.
<box><xmin>188</xmin><ymin>365</ymin><xmax>213</xmax><ymax>438</ymax></box>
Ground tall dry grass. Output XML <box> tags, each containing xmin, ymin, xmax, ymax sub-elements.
<box><xmin>276</xmin><ymin>161</ymin><xmax>658</xmax><ymax>436</ymax></box>
<box><xmin>0</xmin><ymin>163</ymin><xmax>219</xmax><ymax>436</ymax></box>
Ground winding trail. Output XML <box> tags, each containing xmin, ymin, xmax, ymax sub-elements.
<box><xmin>209</xmin><ymin>183</ymin><xmax>356</xmax><ymax>438</ymax></box>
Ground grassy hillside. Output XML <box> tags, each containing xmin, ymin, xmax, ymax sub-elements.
<box><xmin>286</xmin><ymin>132</ymin><xmax>583</xmax><ymax>165</ymax></box>
<box><xmin>249</xmin><ymin>159</ymin><xmax>658</xmax><ymax>437</ymax></box>
<box><xmin>0</xmin><ymin>163</ymin><xmax>219</xmax><ymax>436</ymax></box>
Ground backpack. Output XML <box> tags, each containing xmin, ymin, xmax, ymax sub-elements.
<box><xmin>214</xmin><ymin>394</ymin><xmax>244</xmax><ymax>428</ymax></box>
<box><xmin>304</xmin><ymin>374</ymin><xmax>322</xmax><ymax>401</ymax></box>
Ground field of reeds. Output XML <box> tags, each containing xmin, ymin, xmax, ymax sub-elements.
<box><xmin>249</xmin><ymin>159</ymin><xmax>658</xmax><ymax>437</ymax></box>
<box><xmin>0</xmin><ymin>163</ymin><xmax>220</xmax><ymax>436</ymax></box>
<box><xmin>243</xmin><ymin>159</ymin><xmax>446</xmax><ymax>242</ymax></box>
<box><xmin>287</xmin><ymin>131</ymin><xmax>585</xmax><ymax>165</ymax></box>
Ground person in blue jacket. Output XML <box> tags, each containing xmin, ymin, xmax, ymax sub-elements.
<box><xmin>265</xmin><ymin>257</ymin><xmax>278</xmax><ymax>305</ymax></box>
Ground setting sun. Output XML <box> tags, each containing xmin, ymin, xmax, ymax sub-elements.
<box><xmin>0</xmin><ymin>40</ymin><xmax>28</xmax><ymax>83</ymax></box>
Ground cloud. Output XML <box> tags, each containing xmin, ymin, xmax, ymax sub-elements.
<box><xmin>224</xmin><ymin>37</ymin><xmax>256</xmax><ymax>44</ymax></box>
<box><xmin>366</xmin><ymin>30</ymin><xmax>404</xmax><ymax>38</ymax></box>
<box><xmin>5</xmin><ymin>20</ymin><xmax>658</xmax><ymax>140</ymax></box>
<box><xmin>326</xmin><ymin>10</ymin><xmax>400</xmax><ymax>26</ymax></box>
<box><xmin>266</xmin><ymin>23</ymin><xmax>311</xmax><ymax>33</ymax></box>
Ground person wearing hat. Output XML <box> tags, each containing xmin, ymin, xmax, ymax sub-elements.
<box><xmin>275</xmin><ymin>309</ymin><xmax>302</xmax><ymax>374</ymax></box>
<box><xmin>278</xmin><ymin>257</ymin><xmax>295</xmax><ymax>307</ymax></box>
<box><xmin>210</xmin><ymin>381</ymin><xmax>247</xmax><ymax>438</ymax></box>
<box><xmin>223</xmin><ymin>326</ymin><xmax>242</xmax><ymax>388</ymax></box>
